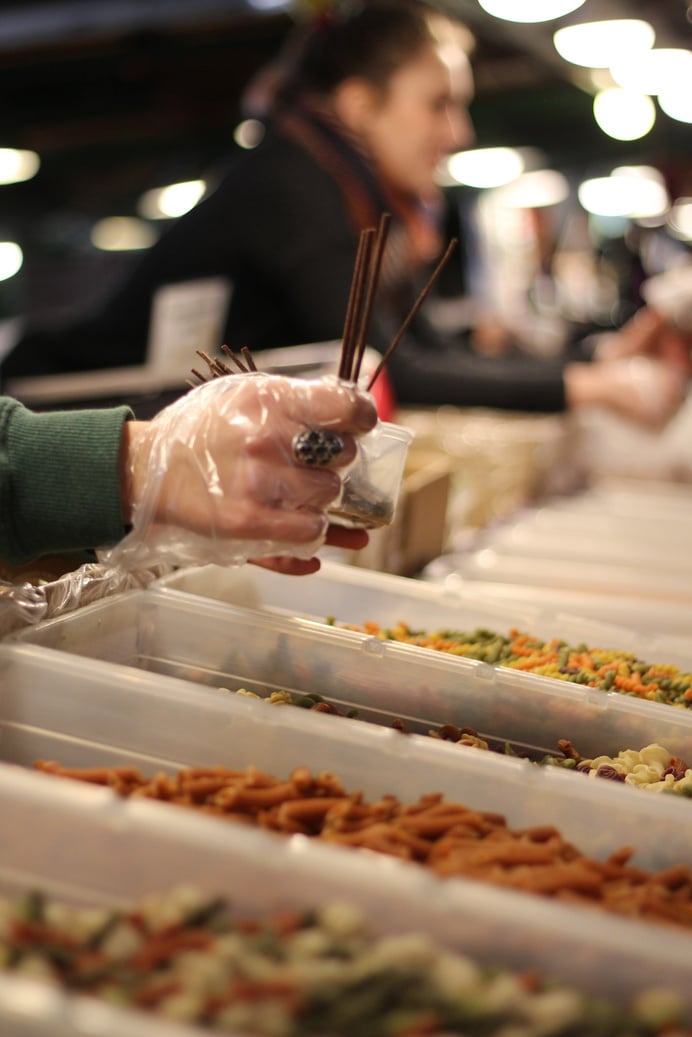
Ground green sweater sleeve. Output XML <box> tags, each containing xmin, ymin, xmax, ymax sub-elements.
<box><xmin>0</xmin><ymin>397</ymin><xmax>133</xmax><ymax>563</ymax></box>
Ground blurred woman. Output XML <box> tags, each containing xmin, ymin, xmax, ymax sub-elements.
<box><xmin>3</xmin><ymin>0</ymin><xmax>687</xmax><ymax>426</ymax></box>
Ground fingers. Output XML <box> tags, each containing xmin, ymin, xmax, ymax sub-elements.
<box><xmin>259</xmin><ymin>463</ymin><xmax>343</xmax><ymax>510</ymax></box>
<box><xmin>324</xmin><ymin>525</ymin><xmax>370</xmax><ymax>551</ymax></box>
<box><xmin>247</xmin><ymin>526</ymin><xmax>371</xmax><ymax>578</ymax></box>
<box><xmin>250</xmin><ymin>556</ymin><xmax>322</xmax><ymax>576</ymax></box>
<box><xmin>278</xmin><ymin>377</ymin><xmax>377</xmax><ymax>433</ymax></box>
<box><xmin>215</xmin><ymin>503</ymin><xmax>329</xmax><ymax>544</ymax></box>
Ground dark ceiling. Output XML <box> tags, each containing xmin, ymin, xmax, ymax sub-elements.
<box><xmin>0</xmin><ymin>0</ymin><xmax>690</xmax><ymax>321</ymax></box>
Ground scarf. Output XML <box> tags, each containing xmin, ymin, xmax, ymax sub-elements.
<box><xmin>276</xmin><ymin>100</ymin><xmax>443</xmax><ymax>295</ymax></box>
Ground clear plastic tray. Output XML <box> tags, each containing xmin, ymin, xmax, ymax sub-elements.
<box><xmin>155</xmin><ymin>558</ymin><xmax>692</xmax><ymax>643</ymax></box>
<box><xmin>481</xmin><ymin>520</ymin><xmax>692</xmax><ymax>572</ymax></box>
<box><xmin>11</xmin><ymin>587</ymin><xmax>692</xmax><ymax>764</ymax></box>
<box><xmin>426</xmin><ymin>571</ymin><xmax>692</xmax><ymax>638</ymax></box>
<box><xmin>454</xmin><ymin>547</ymin><xmax>692</xmax><ymax>603</ymax></box>
<box><xmin>2</xmin><ymin>642</ymin><xmax>692</xmax><ymax>1034</ymax></box>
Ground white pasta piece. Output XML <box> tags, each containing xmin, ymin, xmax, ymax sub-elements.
<box><xmin>214</xmin><ymin>932</ymin><xmax>248</xmax><ymax>964</ymax></box>
<box><xmin>286</xmin><ymin>955</ymin><xmax>353</xmax><ymax>989</ymax></box>
<box><xmin>100</xmin><ymin>921</ymin><xmax>143</xmax><ymax>961</ymax></box>
<box><xmin>285</xmin><ymin>927</ymin><xmax>332</xmax><ymax>960</ymax></box>
<box><xmin>619</xmin><ymin>748</ymin><xmax>645</xmax><ymax>769</ymax></box>
<box><xmin>430</xmin><ymin>950</ymin><xmax>482</xmax><ymax>998</ymax></box>
<box><xmin>638</xmin><ymin>744</ymin><xmax>672</xmax><ymax>768</ymax></box>
<box><xmin>361</xmin><ymin>933</ymin><xmax>437</xmax><ymax>972</ymax></box>
<box><xmin>172</xmin><ymin>949</ymin><xmax>229</xmax><ymax>995</ymax></box>
<box><xmin>158</xmin><ymin>990</ymin><xmax>206</xmax><ymax>1023</ymax></box>
<box><xmin>630</xmin><ymin>762</ymin><xmax>666</xmax><ymax>782</ymax></box>
<box><xmin>267</xmin><ymin>691</ymin><xmax>293</xmax><ymax>705</ymax></box>
<box><xmin>318</xmin><ymin>901</ymin><xmax>366</xmax><ymax>940</ymax></box>
<box><xmin>519</xmin><ymin>987</ymin><xmax>583</xmax><ymax>1030</ymax></box>
<box><xmin>482</xmin><ymin>971</ymin><xmax>527</xmax><ymax>1013</ymax></box>
<box><xmin>15</xmin><ymin>954</ymin><xmax>57</xmax><ymax>981</ymax></box>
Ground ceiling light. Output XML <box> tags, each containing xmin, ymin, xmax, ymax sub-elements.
<box><xmin>553</xmin><ymin>20</ymin><xmax>654</xmax><ymax>68</ymax></box>
<box><xmin>0</xmin><ymin>241</ymin><xmax>22</xmax><ymax>280</ymax></box>
<box><xmin>233</xmin><ymin>119</ymin><xmax>266</xmax><ymax>150</ymax></box>
<box><xmin>91</xmin><ymin>217</ymin><xmax>158</xmax><ymax>252</ymax></box>
<box><xmin>610</xmin><ymin>48</ymin><xmax>692</xmax><ymax>95</ymax></box>
<box><xmin>494</xmin><ymin>169</ymin><xmax>570</xmax><ymax>208</ymax></box>
<box><xmin>668</xmin><ymin>198</ymin><xmax>692</xmax><ymax>241</ymax></box>
<box><xmin>578</xmin><ymin>174</ymin><xmax>669</xmax><ymax>219</ymax></box>
<box><xmin>593</xmin><ymin>89</ymin><xmax>656</xmax><ymax>141</ymax></box>
<box><xmin>138</xmin><ymin>179</ymin><xmax>206</xmax><ymax>220</ymax></box>
<box><xmin>247</xmin><ymin>0</ymin><xmax>291</xmax><ymax>9</ymax></box>
<box><xmin>611</xmin><ymin>165</ymin><xmax>664</xmax><ymax>186</ymax></box>
<box><xmin>0</xmin><ymin>148</ymin><xmax>40</xmax><ymax>185</ymax></box>
<box><xmin>477</xmin><ymin>0</ymin><xmax>585</xmax><ymax>22</ymax></box>
<box><xmin>658</xmin><ymin>85</ymin><xmax>692</xmax><ymax>124</ymax></box>
<box><xmin>445</xmin><ymin>147</ymin><xmax>524</xmax><ymax>188</ymax></box>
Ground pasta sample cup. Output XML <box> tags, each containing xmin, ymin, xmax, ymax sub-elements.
<box><xmin>329</xmin><ymin>421</ymin><xmax>413</xmax><ymax>529</ymax></box>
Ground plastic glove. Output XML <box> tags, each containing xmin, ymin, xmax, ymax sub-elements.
<box><xmin>100</xmin><ymin>372</ymin><xmax>377</xmax><ymax>571</ymax></box>
<box><xmin>565</xmin><ymin>355</ymin><xmax>688</xmax><ymax>430</ymax></box>
<box><xmin>595</xmin><ymin>306</ymin><xmax>692</xmax><ymax>376</ymax></box>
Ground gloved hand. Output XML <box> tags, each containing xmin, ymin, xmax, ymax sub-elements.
<box><xmin>595</xmin><ymin>306</ymin><xmax>692</xmax><ymax>376</ymax></box>
<box><xmin>565</xmin><ymin>354</ymin><xmax>688</xmax><ymax>430</ymax></box>
<box><xmin>101</xmin><ymin>372</ymin><xmax>377</xmax><ymax>571</ymax></box>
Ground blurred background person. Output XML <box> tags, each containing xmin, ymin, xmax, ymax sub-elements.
<box><xmin>2</xmin><ymin>0</ymin><xmax>688</xmax><ymax>429</ymax></box>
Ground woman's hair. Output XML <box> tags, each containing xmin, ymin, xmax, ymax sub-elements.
<box><xmin>273</xmin><ymin>2</ymin><xmax>438</xmax><ymax>109</ymax></box>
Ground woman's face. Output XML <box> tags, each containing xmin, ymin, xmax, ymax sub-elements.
<box><xmin>361</xmin><ymin>42</ymin><xmax>474</xmax><ymax>196</ymax></box>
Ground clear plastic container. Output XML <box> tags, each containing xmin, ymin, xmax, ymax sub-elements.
<box><xmin>329</xmin><ymin>420</ymin><xmax>413</xmax><ymax>528</ymax></box>
<box><xmin>11</xmin><ymin>588</ymin><xmax>692</xmax><ymax>763</ymax></box>
<box><xmin>455</xmin><ymin>547</ymin><xmax>692</xmax><ymax>603</ymax></box>
<box><xmin>2</xmin><ymin>642</ymin><xmax>692</xmax><ymax>1033</ymax></box>
<box><xmin>156</xmin><ymin>557</ymin><xmax>692</xmax><ymax>643</ymax></box>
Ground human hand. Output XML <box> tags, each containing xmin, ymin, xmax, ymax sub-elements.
<box><xmin>249</xmin><ymin>525</ymin><xmax>369</xmax><ymax>576</ymax></box>
<box><xmin>595</xmin><ymin>306</ymin><xmax>692</xmax><ymax>377</ymax></box>
<box><xmin>107</xmin><ymin>373</ymin><xmax>377</xmax><ymax>569</ymax></box>
<box><xmin>565</xmin><ymin>355</ymin><xmax>688</xmax><ymax>430</ymax></box>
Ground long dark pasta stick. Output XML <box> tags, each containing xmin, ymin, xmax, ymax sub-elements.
<box><xmin>196</xmin><ymin>349</ymin><xmax>233</xmax><ymax>377</ymax></box>
<box><xmin>339</xmin><ymin>228</ymin><xmax>374</xmax><ymax>380</ymax></box>
<box><xmin>352</xmin><ymin>212</ymin><xmax>390</xmax><ymax>382</ymax></box>
<box><xmin>221</xmin><ymin>344</ymin><xmax>249</xmax><ymax>373</ymax></box>
<box><xmin>366</xmin><ymin>237</ymin><xmax>458</xmax><ymax>391</ymax></box>
<box><xmin>241</xmin><ymin>345</ymin><xmax>258</xmax><ymax>372</ymax></box>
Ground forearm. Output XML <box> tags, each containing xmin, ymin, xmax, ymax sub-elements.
<box><xmin>0</xmin><ymin>398</ymin><xmax>132</xmax><ymax>563</ymax></box>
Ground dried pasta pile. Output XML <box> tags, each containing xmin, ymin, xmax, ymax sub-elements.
<box><xmin>0</xmin><ymin>885</ymin><xmax>679</xmax><ymax>1036</ymax></box>
<box><xmin>337</xmin><ymin>621</ymin><xmax>692</xmax><ymax>706</ymax></box>
<box><xmin>230</xmin><ymin>688</ymin><xmax>692</xmax><ymax>797</ymax></box>
<box><xmin>35</xmin><ymin>760</ymin><xmax>692</xmax><ymax>932</ymax></box>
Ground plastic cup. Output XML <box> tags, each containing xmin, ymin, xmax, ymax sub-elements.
<box><xmin>329</xmin><ymin>421</ymin><xmax>413</xmax><ymax>529</ymax></box>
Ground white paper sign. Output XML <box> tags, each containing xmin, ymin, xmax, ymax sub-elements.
<box><xmin>146</xmin><ymin>276</ymin><xmax>232</xmax><ymax>376</ymax></box>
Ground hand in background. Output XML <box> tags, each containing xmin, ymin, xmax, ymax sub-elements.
<box><xmin>596</xmin><ymin>306</ymin><xmax>692</xmax><ymax>377</ymax></box>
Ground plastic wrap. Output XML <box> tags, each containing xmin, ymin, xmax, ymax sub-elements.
<box><xmin>0</xmin><ymin>561</ymin><xmax>167</xmax><ymax>639</ymax></box>
<box><xmin>100</xmin><ymin>372</ymin><xmax>377</xmax><ymax>571</ymax></box>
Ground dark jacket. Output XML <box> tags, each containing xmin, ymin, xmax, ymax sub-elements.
<box><xmin>3</xmin><ymin>125</ymin><xmax>568</xmax><ymax>411</ymax></box>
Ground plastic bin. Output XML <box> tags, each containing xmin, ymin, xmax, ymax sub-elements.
<box><xmin>11</xmin><ymin>588</ymin><xmax>692</xmax><ymax>764</ymax></box>
<box><xmin>2</xmin><ymin>643</ymin><xmax>692</xmax><ymax>1032</ymax></box>
<box><xmin>454</xmin><ymin>548</ymin><xmax>692</xmax><ymax>603</ymax></box>
<box><xmin>156</xmin><ymin>558</ymin><xmax>692</xmax><ymax>644</ymax></box>
<box><xmin>2</xmin><ymin>758</ymin><xmax>692</xmax><ymax>1033</ymax></box>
